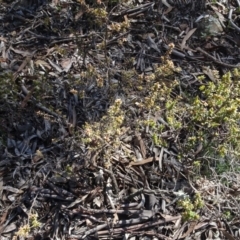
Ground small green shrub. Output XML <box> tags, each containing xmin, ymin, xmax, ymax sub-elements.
<box><xmin>82</xmin><ymin>98</ymin><xmax>124</xmax><ymax>168</ymax></box>
<box><xmin>135</xmin><ymin>53</ymin><xmax>240</xmax><ymax>164</ymax></box>
<box><xmin>177</xmin><ymin>192</ymin><xmax>204</xmax><ymax>221</ymax></box>
<box><xmin>15</xmin><ymin>213</ymin><xmax>40</xmax><ymax>238</ymax></box>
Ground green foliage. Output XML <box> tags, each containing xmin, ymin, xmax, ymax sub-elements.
<box><xmin>29</xmin><ymin>214</ymin><xmax>41</xmax><ymax>228</ymax></box>
<box><xmin>65</xmin><ymin>164</ymin><xmax>73</xmax><ymax>174</ymax></box>
<box><xmin>137</xmin><ymin>60</ymin><xmax>240</xmax><ymax>161</ymax></box>
<box><xmin>108</xmin><ymin>17</ymin><xmax>130</xmax><ymax>33</ymax></box>
<box><xmin>215</xmin><ymin>161</ymin><xmax>231</xmax><ymax>174</ymax></box>
<box><xmin>82</xmin><ymin>98</ymin><xmax>124</xmax><ymax>168</ymax></box>
<box><xmin>187</xmin><ymin>70</ymin><xmax>240</xmax><ymax>157</ymax></box>
<box><xmin>223</xmin><ymin>210</ymin><xmax>233</xmax><ymax>220</ymax></box>
<box><xmin>83</xmin><ymin>98</ymin><xmax>124</xmax><ymax>147</ymax></box>
<box><xmin>73</xmin><ymin>40</ymin><xmax>240</xmax><ymax>177</ymax></box>
<box><xmin>88</xmin><ymin>6</ymin><xmax>108</xmax><ymax>26</ymax></box>
<box><xmin>0</xmin><ymin>72</ymin><xmax>18</xmax><ymax>100</ymax></box>
<box><xmin>177</xmin><ymin>192</ymin><xmax>204</xmax><ymax>221</ymax></box>
<box><xmin>16</xmin><ymin>224</ymin><xmax>31</xmax><ymax>238</ymax></box>
<box><xmin>16</xmin><ymin>214</ymin><xmax>40</xmax><ymax>238</ymax></box>
<box><xmin>215</xmin><ymin>159</ymin><xmax>240</xmax><ymax>174</ymax></box>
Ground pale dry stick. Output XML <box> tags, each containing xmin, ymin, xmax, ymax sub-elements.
<box><xmin>94</xmin><ymin>218</ymin><xmax>153</xmax><ymax>235</ymax></box>
<box><xmin>82</xmin><ymin>223</ymin><xmax>109</xmax><ymax>239</ymax></box>
<box><xmin>139</xmin><ymin>166</ymin><xmax>150</xmax><ymax>189</ymax></box>
<box><xmin>97</xmin><ymin>166</ymin><xmax>119</xmax><ymax>195</ymax></box>
<box><xmin>81</xmin><ymin>214</ymin><xmax>105</xmax><ymax>224</ymax></box>
<box><xmin>129</xmin><ymin>5</ymin><xmax>154</xmax><ymax>17</ymax></box>
<box><xmin>74</xmin><ymin>211</ymin><xmax>162</xmax><ymax>239</ymax></box>
<box><xmin>120</xmin><ymin>202</ymin><xmax>139</xmax><ymax>209</ymax></box>
<box><xmin>80</xmin><ymin>210</ymin><xmax>156</xmax><ymax>238</ymax></box>
<box><xmin>155</xmin><ymin>23</ymin><xmax>181</xmax><ymax>32</ymax></box>
<box><xmin>106</xmin><ymin>31</ymin><xmax>130</xmax><ymax>46</ymax></box>
<box><xmin>196</xmin><ymin>47</ymin><xmax>240</xmax><ymax>68</ymax></box>
<box><xmin>145</xmin><ymin>110</ymin><xmax>151</xmax><ymax>133</ymax></box>
<box><xmin>46</xmin><ymin>180</ymin><xmax>75</xmax><ymax>199</ymax></box>
<box><xmin>84</xmin><ymin>215</ymin><xmax>181</xmax><ymax>239</ymax></box>
<box><xmin>113</xmin><ymin>2</ymin><xmax>154</xmax><ymax>16</ymax></box>
<box><xmin>97</xmin><ymin>230</ymin><xmax>171</xmax><ymax>240</ymax></box>
<box><xmin>122</xmin><ymin>188</ymin><xmax>143</xmax><ymax>201</ymax></box>
<box><xmin>143</xmin><ymin>188</ymin><xmax>171</xmax><ymax>196</ymax></box>
<box><xmin>229</xmin><ymin>8</ymin><xmax>240</xmax><ymax>33</ymax></box>
<box><xmin>117</xmin><ymin>171</ymin><xmax>144</xmax><ymax>187</ymax></box>
<box><xmin>26</xmin><ymin>192</ymin><xmax>40</xmax><ymax>226</ymax></box>
<box><xmin>162</xmin><ymin>0</ymin><xmax>172</xmax><ymax>8</ymax></box>
<box><xmin>133</xmin><ymin>193</ymin><xmax>146</xmax><ymax>210</ymax></box>
<box><xmin>163</xmin><ymin>43</ymin><xmax>185</xmax><ymax>58</ymax></box>
<box><xmin>70</xmin><ymin>207</ymin><xmax>154</xmax><ymax>218</ymax></box>
<box><xmin>129</xmin><ymin>157</ymin><xmax>154</xmax><ymax>166</ymax></box>
<box><xmin>159</xmin><ymin>147</ymin><xmax>164</xmax><ymax>171</ymax></box>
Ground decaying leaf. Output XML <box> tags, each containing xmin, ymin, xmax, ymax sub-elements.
<box><xmin>32</xmin><ymin>149</ymin><xmax>44</xmax><ymax>163</ymax></box>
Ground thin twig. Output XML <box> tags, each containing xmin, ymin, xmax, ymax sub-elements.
<box><xmin>196</xmin><ymin>47</ymin><xmax>240</xmax><ymax>68</ymax></box>
<box><xmin>228</xmin><ymin>8</ymin><xmax>240</xmax><ymax>33</ymax></box>
<box><xmin>98</xmin><ymin>166</ymin><xmax>119</xmax><ymax>195</ymax></box>
<box><xmin>17</xmin><ymin>85</ymin><xmax>65</xmax><ymax>121</ymax></box>
<box><xmin>72</xmin><ymin>215</ymin><xmax>181</xmax><ymax>239</ymax></box>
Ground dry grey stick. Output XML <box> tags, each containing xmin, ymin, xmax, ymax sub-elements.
<box><xmin>122</xmin><ymin>188</ymin><xmax>143</xmax><ymax>201</ymax></box>
<box><xmin>82</xmin><ymin>223</ymin><xmax>109</xmax><ymax>239</ymax></box>
<box><xmin>163</xmin><ymin>44</ymin><xmax>185</xmax><ymax>58</ymax></box>
<box><xmin>98</xmin><ymin>166</ymin><xmax>119</xmax><ymax>195</ymax></box>
<box><xmin>73</xmin><ymin>211</ymin><xmax>157</xmax><ymax>238</ymax></box>
<box><xmin>196</xmin><ymin>47</ymin><xmax>240</xmax><ymax>68</ymax></box>
<box><xmin>228</xmin><ymin>8</ymin><xmax>240</xmax><ymax>33</ymax></box>
<box><xmin>73</xmin><ymin>214</ymin><xmax>181</xmax><ymax>239</ymax></box>
<box><xmin>114</xmin><ymin>2</ymin><xmax>154</xmax><ymax>16</ymax></box>
<box><xmin>69</xmin><ymin>207</ymin><xmax>155</xmax><ymax>219</ymax></box>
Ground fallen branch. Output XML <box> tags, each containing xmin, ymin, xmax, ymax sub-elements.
<box><xmin>196</xmin><ymin>47</ymin><xmax>240</xmax><ymax>68</ymax></box>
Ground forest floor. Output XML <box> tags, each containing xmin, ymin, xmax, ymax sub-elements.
<box><xmin>0</xmin><ymin>0</ymin><xmax>240</xmax><ymax>239</ymax></box>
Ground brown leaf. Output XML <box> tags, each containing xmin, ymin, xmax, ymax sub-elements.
<box><xmin>180</xmin><ymin>28</ymin><xmax>197</xmax><ymax>50</ymax></box>
<box><xmin>10</xmin><ymin>47</ymin><xmax>33</xmax><ymax>57</ymax></box>
<box><xmin>133</xmin><ymin>134</ymin><xmax>146</xmax><ymax>158</ymax></box>
<box><xmin>222</xmin><ymin>230</ymin><xmax>237</xmax><ymax>240</ymax></box>
<box><xmin>47</xmin><ymin>58</ymin><xmax>63</xmax><ymax>72</ymax></box>
<box><xmin>32</xmin><ymin>150</ymin><xmax>44</xmax><ymax>163</ymax></box>
<box><xmin>14</xmin><ymin>56</ymin><xmax>32</xmax><ymax>77</ymax></box>
<box><xmin>60</xmin><ymin>58</ymin><xmax>73</xmax><ymax>72</ymax></box>
<box><xmin>129</xmin><ymin>157</ymin><xmax>154</xmax><ymax>166</ymax></box>
<box><xmin>0</xmin><ymin>209</ymin><xmax>10</xmax><ymax>235</ymax></box>
<box><xmin>180</xmin><ymin>221</ymin><xmax>198</xmax><ymax>238</ymax></box>
<box><xmin>20</xmin><ymin>87</ymin><xmax>34</xmax><ymax>109</ymax></box>
<box><xmin>35</xmin><ymin>59</ymin><xmax>52</xmax><ymax>70</ymax></box>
